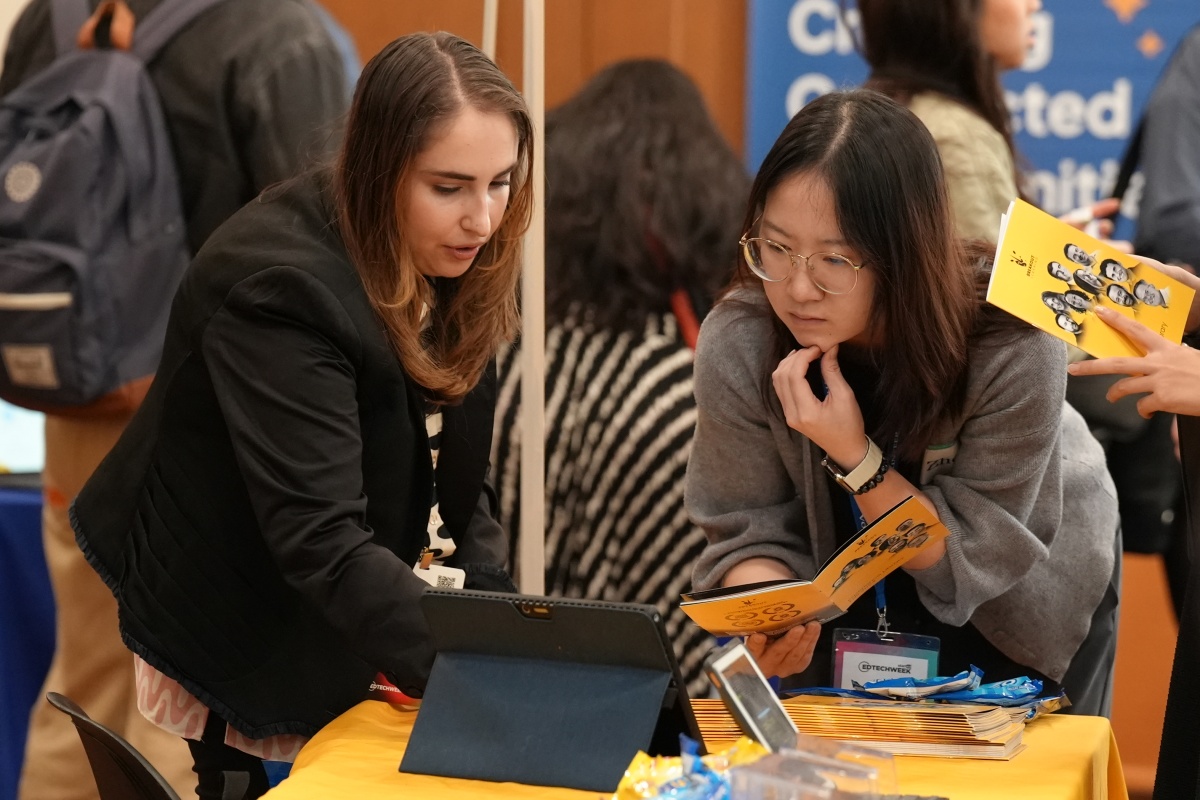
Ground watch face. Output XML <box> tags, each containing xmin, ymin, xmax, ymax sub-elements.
<box><xmin>822</xmin><ymin>456</ymin><xmax>848</xmax><ymax>482</ymax></box>
<box><xmin>824</xmin><ymin>456</ymin><xmax>860</xmax><ymax>492</ymax></box>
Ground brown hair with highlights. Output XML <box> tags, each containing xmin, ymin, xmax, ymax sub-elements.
<box><xmin>334</xmin><ymin>31</ymin><xmax>533</xmax><ymax>403</ymax></box>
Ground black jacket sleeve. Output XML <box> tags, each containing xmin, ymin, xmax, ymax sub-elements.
<box><xmin>451</xmin><ymin>474</ymin><xmax>518</xmax><ymax>593</ymax></box>
<box><xmin>200</xmin><ymin>265</ymin><xmax>436</xmax><ymax>687</ymax></box>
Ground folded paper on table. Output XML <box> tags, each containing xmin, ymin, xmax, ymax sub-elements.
<box><xmin>693</xmin><ymin>695</ymin><xmax>1026</xmax><ymax>760</ymax></box>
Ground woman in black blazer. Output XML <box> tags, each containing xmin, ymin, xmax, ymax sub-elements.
<box><xmin>70</xmin><ymin>32</ymin><xmax>534</xmax><ymax>799</ymax></box>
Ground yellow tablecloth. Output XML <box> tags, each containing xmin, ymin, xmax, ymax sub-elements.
<box><xmin>262</xmin><ymin>701</ymin><xmax>1128</xmax><ymax>800</ymax></box>
<box><xmin>894</xmin><ymin>713</ymin><xmax>1128</xmax><ymax>800</ymax></box>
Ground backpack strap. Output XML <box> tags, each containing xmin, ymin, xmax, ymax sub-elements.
<box><xmin>130</xmin><ymin>0</ymin><xmax>230</xmax><ymax>63</ymax></box>
<box><xmin>1108</xmin><ymin>119</ymin><xmax>1144</xmax><ymax>205</ymax></box>
<box><xmin>50</xmin><ymin>0</ymin><xmax>92</xmax><ymax>57</ymax></box>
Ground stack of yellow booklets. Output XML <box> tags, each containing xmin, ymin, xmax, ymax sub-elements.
<box><xmin>987</xmin><ymin>198</ymin><xmax>1195</xmax><ymax>358</ymax></box>
<box><xmin>679</xmin><ymin>497</ymin><xmax>945</xmax><ymax>637</ymax></box>
<box><xmin>692</xmin><ymin>696</ymin><xmax>1025</xmax><ymax>760</ymax></box>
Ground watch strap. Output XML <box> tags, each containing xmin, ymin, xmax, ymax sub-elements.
<box><xmin>823</xmin><ymin>436</ymin><xmax>883</xmax><ymax>493</ymax></box>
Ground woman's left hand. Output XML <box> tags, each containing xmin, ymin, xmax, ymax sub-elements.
<box><xmin>773</xmin><ymin>343</ymin><xmax>866</xmax><ymax>468</ymax></box>
<box><xmin>744</xmin><ymin>623</ymin><xmax>822</xmax><ymax>680</ymax></box>
<box><xmin>1067</xmin><ymin>306</ymin><xmax>1200</xmax><ymax>418</ymax></box>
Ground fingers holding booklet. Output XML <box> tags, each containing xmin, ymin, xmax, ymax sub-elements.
<box><xmin>987</xmin><ymin>198</ymin><xmax>1196</xmax><ymax>358</ymax></box>
<box><xmin>679</xmin><ymin>497</ymin><xmax>946</xmax><ymax>639</ymax></box>
<box><xmin>744</xmin><ymin>623</ymin><xmax>822</xmax><ymax>680</ymax></box>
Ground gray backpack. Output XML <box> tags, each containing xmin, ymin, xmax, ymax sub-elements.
<box><xmin>0</xmin><ymin>0</ymin><xmax>224</xmax><ymax>413</ymax></box>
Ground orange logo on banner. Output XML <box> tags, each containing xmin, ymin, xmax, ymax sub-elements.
<box><xmin>1104</xmin><ymin>0</ymin><xmax>1147</xmax><ymax>24</ymax></box>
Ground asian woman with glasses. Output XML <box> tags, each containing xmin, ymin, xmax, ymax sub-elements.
<box><xmin>686</xmin><ymin>90</ymin><xmax>1121</xmax><ymax>716</ymax></box>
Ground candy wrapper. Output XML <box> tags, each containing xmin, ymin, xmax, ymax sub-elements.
<box><xmin>935</xmin><ymin>676</ymin><xmax>1043</xmax><ymax>706</ymax></box>
<box><xmin>611</xmin><ymin>735</ymin><xmax>768</xmax><ymax>799</ymax></box>
<box><xmin>855</xmin><ymin>666</ymin><xmax>984</xmax><ymax>699</ymax></box>
<box><xmin>785</xmin><ymin>667</ymin><xmax>1069</xmax><ymax>719</ymax></box>
<box><xmin>1022</xmin><ymin>690</ymin><xmax>1071</xmax><ymax>720</ymax></box>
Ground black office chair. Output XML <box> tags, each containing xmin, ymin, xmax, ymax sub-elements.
<box><xmin>46</xmin><ymin>692</ymin><xmax>182</xmax><ymax>800</ymax></box>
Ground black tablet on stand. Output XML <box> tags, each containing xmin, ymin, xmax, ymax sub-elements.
<box><xmin>399</xmin><ymin>589</ymin><xmax>701</xmax><ymax>793</ymax></box>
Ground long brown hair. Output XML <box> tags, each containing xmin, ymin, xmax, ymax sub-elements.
<box><xmin>854</xmin><ymin>0</ymin><xmax>1022</xmax><ymax>193</ymax></box>
<box><xmin>334</xmin><ymin>32</ymin><xmax>533</xmax><ymax>404</ymax></box>
<box><xmin>732</xmin><ymin>90</ymin><xmax>984</xmax><ymax>460</ymax></box>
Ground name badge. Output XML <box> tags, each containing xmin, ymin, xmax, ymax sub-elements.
<box><xmin>832</xmin><ymin>628</ymin><xmax>940</xmax><ymax>690</ymax></box>
<box><xmin>412</xmin><ymin>562</ymin><xmax>466</xmax><ymax>589</ymax></box>
<box><xmin>920</xmin><ymin>441</ymin><xmax>959</xmax><ymax>484</ymax></box>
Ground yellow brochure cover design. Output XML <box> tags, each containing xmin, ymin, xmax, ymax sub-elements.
<box><xmin>679</xmin><ymin>496</ymin><xmax>945</xmax><ymax>637</ymax></box>
<box><xmin>988</xmin><ymin>198</ymin><xmax>1194</xmax><ymax>358</ymax></box>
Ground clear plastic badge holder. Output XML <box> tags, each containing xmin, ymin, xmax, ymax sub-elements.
<box><xmin>729</xmin><ymin>733</ymin><xmax>897</xmax><ymax>800</ymax></box>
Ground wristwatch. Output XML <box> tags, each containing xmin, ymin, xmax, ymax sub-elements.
<box><xmin>821</xmin><ymin>436</ymin><xmax>884</xmax><ymax>494</ymax></box>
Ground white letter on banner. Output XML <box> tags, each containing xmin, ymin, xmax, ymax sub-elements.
<box><xmin>1027</xmin><ymin>158</ymin><xmax>1125</xmax><ymax>215</ymax></box>
<box><xmin>1026</xmin><ymin>169</ymin><xmax>1058</xmax><ymax>211</ymax></box>
<box><xmin>836</xmin><ymin>7</ymin><xmax>860</xmax><ymax>54</ymax></box>
<box><xmin>1006</xmin><ymin>89</ymin><xmax>1022</xmax><ymax>134</ymax></box>
<box><xmin>1073</xmin><ymin>161</ymin><xmax>1103</xmax><ymax>207</ymax></box>
<box><xmin>787</xmin><ymin>73</ymin><xmax>836</xmax><ymax>118</ymax></box>
<box><xmin>789</xmin><ymin>0</ymin><xmax>835</xmax><ymax>55</ymax></box>
<box><xmin>1008</xmin><ymin>83</ymin><xmax>1051</xmax><ymax>138</ymax></box>
<box><xmin>1121</xmin><ymin>171</ymin><xmax>1143</xmax><ymax>220</ymax></box>
<box><xmin>1022</xmin><ymin>12</ymin><xmax>1053</xmax><ymax>72</ymax></box>
<box><xmin>1087</xmin><ymin>79</ymin><xmax>1131</xmax><ymax>139</ymax></box>
<box><xmin>1101</xmin><ymin>159</ymin><xmax>1120</xmax><ymax>199</ymax></box>
<box><xmin>1046</xmin><ymin>91</ymin><xmax>1086</xmax><ymax>138</ymax></box>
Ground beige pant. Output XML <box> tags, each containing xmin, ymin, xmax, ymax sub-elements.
<box><xmin>18</xmin><ymin>415</ymin><xmax>196</xmax><ymax>800</ymax></box>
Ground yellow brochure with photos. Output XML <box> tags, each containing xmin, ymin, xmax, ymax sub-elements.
<box><xmin>679</xmin><ymin>497</ymin><xmax>945</xmax><ymax>637</ymax></box>
<box><xmin>987</xmin><ymin>198</ymin><xmax>1194</xmax><ymax>358</ymax></box>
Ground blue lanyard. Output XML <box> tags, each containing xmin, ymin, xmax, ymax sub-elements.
<box><xmin>849</xmin><ymin>496</ymin><xmax>892</xmax><ymax>639</ymax></box>
<box><xmin>819</xmin><ymin>372</ymin><xmax>901</xmax><ymax>639</ymax></box>
<box><xmin>847</xmin><ymin>432</ymin><xmax>900</xmax><ymax>640</ymax></box>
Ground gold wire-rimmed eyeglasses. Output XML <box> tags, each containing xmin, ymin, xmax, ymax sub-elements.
<box><xmin>738</xmin><ymin>231</ymin><xmax>865</xmax><ymax>295</ymax></box>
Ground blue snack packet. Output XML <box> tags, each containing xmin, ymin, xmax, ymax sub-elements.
<box><xmin>935</xmin><ymin>676</ymin><xmax>1043</xmax><ymax>706</ymax></box>
<box><xmin>857</xmin><ymin>665</ymin><xmax>984</xmax><ymax>699</ymax></box>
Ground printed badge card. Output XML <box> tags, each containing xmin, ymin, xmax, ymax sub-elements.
<box><xmin>987</xmin><ymin>198</ymin><xmax>1194</xmax><ymax>358</ymax></box>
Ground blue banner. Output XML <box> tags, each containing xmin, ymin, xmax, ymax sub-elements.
<box><xmin>747</xmin><ymin>0</ymin><xmax>1200</xmax><ymax>238</ymax></box>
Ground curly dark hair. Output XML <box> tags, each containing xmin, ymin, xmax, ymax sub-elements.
<box><xmin>544</xmin><ymin>59</ymin><xmax>750</xmax><ymax>329</ymax></box>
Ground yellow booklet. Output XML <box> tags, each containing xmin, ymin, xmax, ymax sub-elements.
<box><xmin>988</xmin><ymin>198</ymin><xmax>1194</xmax><ymax>358</ymax></box>
<box><xmin>679</xmin><ymin>497</ymin><xmax>945</xmax><ymax>637</ymax></box>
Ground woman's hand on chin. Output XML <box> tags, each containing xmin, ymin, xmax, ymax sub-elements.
<box><xmin>772</xmin><ymin>343</ymin><xmax>866</xmax><ymax>467</ymax></box>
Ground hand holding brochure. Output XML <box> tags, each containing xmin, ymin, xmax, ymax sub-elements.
<box><xmin>679</xmin><ymin>497</ymin><xmax>945</xmax><ymax>637</ymax></box>
<box><xmin>987</xmin><ymin>198</ymin><xmax>1194</xmax><ymax>358</ymax></box>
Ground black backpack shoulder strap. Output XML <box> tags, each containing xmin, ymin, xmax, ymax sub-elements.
<box><xmin>130</xmin><ymin>0</ymin><xmax>230</xmax><ymax>63</ymax></box>
<box><xmin>50</xmin><ymin>0</ymin><xmax>92</xmax><ymax>58</ymax></box>
<box><xmin>1109</xmin><ymin>118</ymin><xmax>1144</xmax><ymax>207</ymax></box>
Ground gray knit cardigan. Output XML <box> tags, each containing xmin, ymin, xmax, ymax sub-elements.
<box><xmin>687</xmin><ymin>291</ymin><xmax>1119</xmax><ymax>681</ymax></box>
